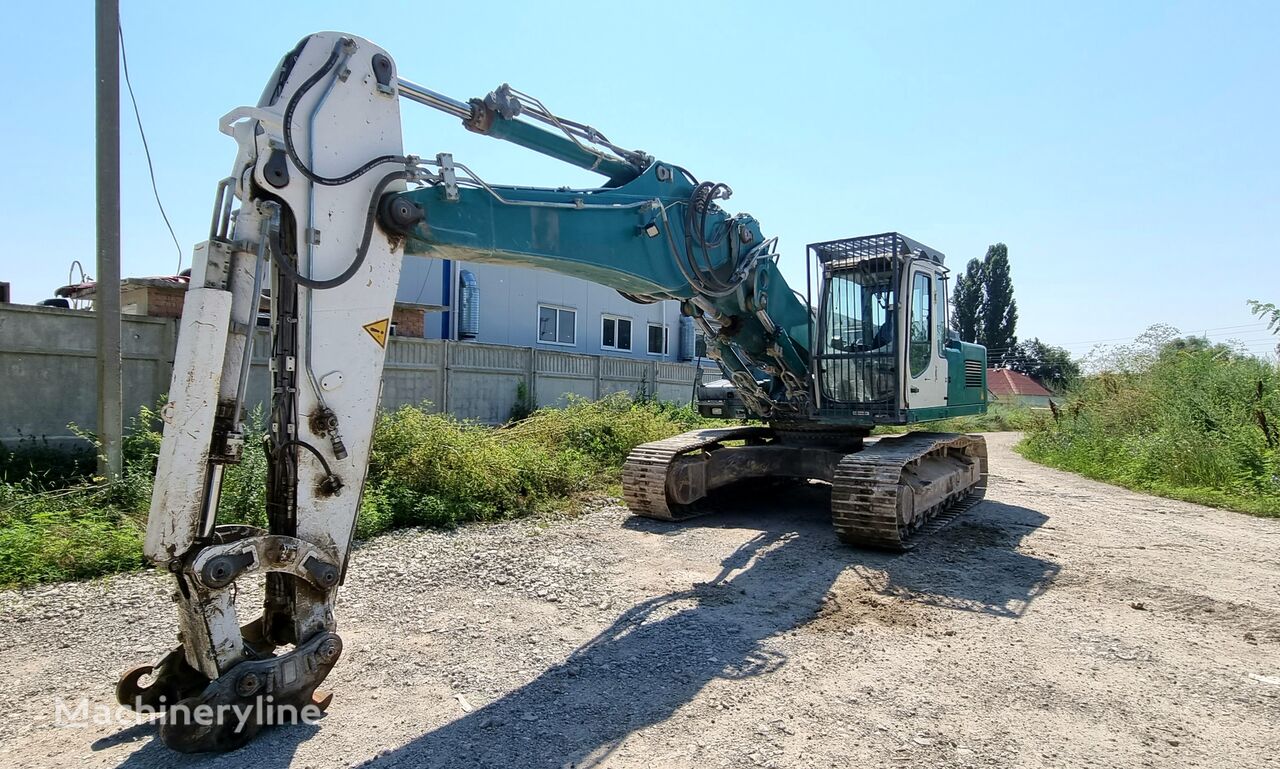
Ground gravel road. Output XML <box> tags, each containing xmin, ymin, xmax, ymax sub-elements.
<box><xmin>1</xmin><ymin>432</ymin><xmax>1277</xmax><ymax>769</ymax></box>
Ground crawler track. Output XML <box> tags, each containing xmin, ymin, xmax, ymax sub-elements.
<box><xmin>622</xmin><ymin>427</ymin><xmax>773</xmax><ymax>520</ymax></box>
<box><xmin>831</xmin><ymin>432</ymin><xmax>988</xmax><ymax>550</ymax></box>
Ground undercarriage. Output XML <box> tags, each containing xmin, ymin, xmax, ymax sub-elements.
<box><xmin>623</xmin><ymin>427</ymin><xmax>988</xmax><ymax>550</ymax></box>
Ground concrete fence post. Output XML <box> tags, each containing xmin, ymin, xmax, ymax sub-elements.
<box><xmin>440</xmin><ymin>340</ymin><xmax>450</xmax><ymax>415</ymax></box>
<box><xmin>526</xmin><ymin>347</ymin><xmax>537</xmax><ymax>402</ymax></box>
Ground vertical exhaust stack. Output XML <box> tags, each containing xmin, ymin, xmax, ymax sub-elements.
<box><xmin>678</xmin><ymin>314</ymin><xmax>696</xmax><ymax>361</ymax></box>
<box><xmin>458</xmin><ymin>269</ymin><xmax>479</xmax><ymax>340</ymax></box>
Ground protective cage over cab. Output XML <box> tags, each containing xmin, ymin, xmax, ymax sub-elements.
<box><xmin>809</xmin><ymin>232</ymin><xmax>987</xmax><ymax>426</ymax></box>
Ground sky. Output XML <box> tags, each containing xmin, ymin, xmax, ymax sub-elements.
<box><xmin>1</xmin><ymin>1</ymin><xmax>1276</xmax><ymax>360</ymax></box>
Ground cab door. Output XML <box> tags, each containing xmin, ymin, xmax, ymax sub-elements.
<box><xmin>904</xmin><ymin>266</ymin><xmax>947</xmax><ymax>410</ymax></box>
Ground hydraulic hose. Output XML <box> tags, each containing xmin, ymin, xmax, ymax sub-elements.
<box><xmin>269</xmin><ymin>171</ymin><xmax>408</xmax><ymax>290</ymax></box>
<box><xmin>273</xmin><ymin>439</ymin><xmax>337</xmax><ymax>477</ymax></box>
<box><xmin>684</xmin><ymin>182</ymin><xmax>738</xmax><ymax>291</ymax></box>
<box><xmin>660</xmin><ymin>180</ymin><xmax>759</xmax><ymax>299</ymax></box>
<box><xmin>282</xmin><ymin>41</ymin><xmax>406</xmax><ymax>186</ymax></box>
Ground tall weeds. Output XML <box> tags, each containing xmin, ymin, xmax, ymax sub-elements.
<box><xmin>1019</xmin><ymin>329</ymin><xmax>1280</xmax><ymax>516</ymax></box>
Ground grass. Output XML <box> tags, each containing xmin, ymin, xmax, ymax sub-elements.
<box><xmin>1016</xmin><ymin>335</ymin><xmax>1280</xmax><ymax>517</ymax></box>
<box><xmin>0</xmin><ymin>394</ymin><xmax>709</xmax><ymax>589</ymax></box>
<box><xmin>0</xmin><ymin>487</ymin><xmax>142</xmax><ymax>584</ymax></box>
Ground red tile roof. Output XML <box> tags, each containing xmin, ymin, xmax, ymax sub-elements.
<box><xmin>987</xmin><ymin>368</ymin><xmax>1053</xmax><ymax>398</ymax></box>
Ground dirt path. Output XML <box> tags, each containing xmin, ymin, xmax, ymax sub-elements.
<box><xmin>1</xmin><ymin>432</ymin><xmax>1277</xmax><ymax>768</ymax></box>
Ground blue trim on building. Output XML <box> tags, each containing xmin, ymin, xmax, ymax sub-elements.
<box><xmin>440</xmin><ymin>259</ymin><xmax>452</xmax><ymax>339</ymax></box>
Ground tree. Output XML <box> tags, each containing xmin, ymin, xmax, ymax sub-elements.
<box><xmin>1248</xmin><ymin>299</ymin><xmax>1279</xmax><ymax>334</ymax></box>
<box><xmin>1007</xmin><ymin>338</ymin><xmax>1080</xmax><ymax>392</ymax></box>
<box><xmin>1161</xmin><ymin>335</ymin><xmax>1239</xmax><ymax>361</ymax></box>
<box><xmin>981</xmin><ymin>243</ymin><xmax>1018</xmax><ymax>356</ymax></box>
<box><xmin>949</xmin><ymin>244</ymin><xmax>1019</xmax><ymax>355</ymax></box>
<box><xmin>951</xmin><ymin>258</ymin><xmax>984</xmax><ymax>343</ymax></box>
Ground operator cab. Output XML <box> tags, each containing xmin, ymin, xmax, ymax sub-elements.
<box><xmin>810</xmin><ymin>233</ymin><xmax>987</xmax><ymax>425</ymax></box>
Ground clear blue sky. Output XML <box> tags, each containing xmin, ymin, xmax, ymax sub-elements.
<box><xmin>2</xmin><ymin>1</ymin><xmax>1276</xmax><ymax>359</ymax></box>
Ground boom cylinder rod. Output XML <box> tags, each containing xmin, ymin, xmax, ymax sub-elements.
<box><xmin>395</xmin><ymin>77</ymin><xmax>640</xmax><ymax>184</ymax></box>
<box><xmin>396</xmin><ymin>78</ymin><xmax>471</xmax><ymax>119</ymax></box>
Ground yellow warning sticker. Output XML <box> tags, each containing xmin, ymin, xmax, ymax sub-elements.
<box><xmin>362</xmin><ymin>318</ymin><xmax>390</xmax><ymax>348</ymax></box>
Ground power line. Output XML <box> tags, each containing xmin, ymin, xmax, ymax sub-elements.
<box><xmin>987</xmin><ymin>322</ymin><xmax>1271</xmax><ymax>351</ymax></box>
<box><xmin>984</xmin><ymin>338</ymin><xmax>1279</xmax><ymax>359</ymax></box>
<box><xmin>118</xmin><ymin>18</ymin><xmax>184</xmax><ymax>275</ymax></box>
<box><xmin>978</xmin><ymin>328</ymin><xmax>1277</xmax><ymax>357</ymax></box>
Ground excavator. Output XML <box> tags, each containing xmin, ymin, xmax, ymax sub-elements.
<box><xmin>117</xmin><ymin>32</ymin><xmax>990</xmax><ymax>751</ymax></box>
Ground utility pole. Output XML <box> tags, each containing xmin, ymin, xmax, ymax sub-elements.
<box><xmin>96</xmin><ymin>0</ymin><xmax>123</xmax><ymax>478</ymax></box>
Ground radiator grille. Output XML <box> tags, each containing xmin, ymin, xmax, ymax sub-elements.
<box><xmin>964</xmin><ymin>359</ymin><xmax>984</xmax><ymax>388</ymax></box>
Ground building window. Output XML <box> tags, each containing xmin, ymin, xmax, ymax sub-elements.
<box><xmin>601</xmin><ymin>314</ymin><xmax>632</xmax><ymax>351</ymax></box>
<box><xmin>538</xmin><ymin>304</ymin><xmax>576</xmax><ymax>346</ymax></box>
<box><xmin>647</xmin><ymin>323</ymin><xmax>669</xmax><ymax>356</ymax></box>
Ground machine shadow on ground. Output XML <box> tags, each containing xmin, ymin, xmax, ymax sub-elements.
<box><xmin>625</xmin><ymin>482</ymin><xmax>1060</xmax><ymax>621</ymax></box>
<box><xmin>105</xmin><ymin>721</ymin><xmax>318</xmax><ymax>769</ymax></box>
<box><xmin>867</xmin><ymin>500</ymin><xmax>1060</xmax><ymax>619</ymax></box>
<box><xmin>107</xmin><ymin>481</ymin><xmax>1058</xmax><ymax>769</ymax></box>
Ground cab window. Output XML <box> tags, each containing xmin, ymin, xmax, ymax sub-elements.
<box><xmin>909</xmin><ymin>272</ymin><xmax>932</xmax><ymax>377</ymax></box>
<box><xmin>937</xmin><ymin>274</ymin><xmax>949</xmax><ymax>356</ymax></box>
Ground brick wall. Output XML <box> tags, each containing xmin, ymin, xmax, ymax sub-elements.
<box><xmin>115</xmin><ymin>284</ymin><xmax>428</xmax><ymax>333</ymax></box>
<box><xmin>144</xmin><ymin>286</ymin><xmax>187</xmax><ymax>319</ymax></box>
<box><xmin>392</xmin><ymin>306</ymin><xmax>425</xmax><ymax>338</ymax></box>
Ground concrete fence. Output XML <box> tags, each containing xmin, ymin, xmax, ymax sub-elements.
<box><xmin>0</xmin><ymin>304</ymin><xmax>715</xmax><ymax>450</ymax></box>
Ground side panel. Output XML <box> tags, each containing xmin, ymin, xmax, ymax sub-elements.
<box><xmin>144</xmin><ymin>288</ymin><xmax>232</xmax><ymax>562</ymax></box>
<box><xmin>294</xmin><ymin>241</ymin><xmax>404</xmax><ymax>562</ymax></box>
<box><xmin>945</xmin><ymin>341</ymin><xmax>988</xmax><ymax>409</ymax></box>
<box><xmin>906</xmin><ymin>344</ymin><xmax>986</xmax><ymax>423</ymax></box>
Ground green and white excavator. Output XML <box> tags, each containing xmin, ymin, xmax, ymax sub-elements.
<box><xmin>118</xmin><ymin>32</ymin><xmax>990</xmax><ymax>751</ymax></box>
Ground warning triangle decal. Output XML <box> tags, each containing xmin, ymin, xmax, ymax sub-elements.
<box><xmin>363</xmin><ymin>318</ymin><xmax>390</xmax><ymax>348</ymax></box>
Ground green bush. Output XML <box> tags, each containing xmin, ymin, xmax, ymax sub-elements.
<box><xmin>509</xmin><ymin>380</ymin><xmax>537</xmax><ymax>422</ymax></box>
<box><xmin>213</xmin><ymin>410</ymin><xmax>271</xmax><ymax>530</ymax></box>
<box><xmin>358</xmin><ymin>393</ymin><xmax>707</xmax><ymax>538</ymax></box>
<box><xmin>0</xmin><ymin>482</ymin><xmax>144</xmax><ymax>586</ymax></box>
<box><xmin>1018</xmin><ymin>333</ymin><xmax>1280</xmax><ymax>516</ymax></box>
<box><xmin>0</xmin><ymin>403</ymin><xmax>167</xmax><ymax>586</ymax></box>
<box><xmin>498</xmin><ymin>393</ymin><xmax>705</xmax><ymax>467</ymax></box>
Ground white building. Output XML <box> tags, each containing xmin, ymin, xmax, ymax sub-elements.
<box><xmin>398</xmin><ymin>255</ymin><xmax>694</xmax><ymax>362</ymax></box>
